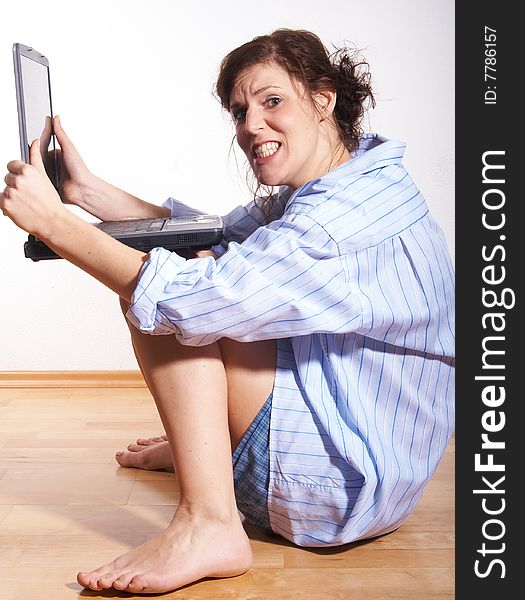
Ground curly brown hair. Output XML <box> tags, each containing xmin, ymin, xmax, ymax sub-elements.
<box><xmin>215</xmin><ymin>28</ymin><xmax>375</xmax><ymax>155</ymax></box>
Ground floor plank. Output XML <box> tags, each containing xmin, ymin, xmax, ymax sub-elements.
<box><xmin>0</xmin><ymin>387</ymin><xmax>454</xmax><ymax>599</ymax></box>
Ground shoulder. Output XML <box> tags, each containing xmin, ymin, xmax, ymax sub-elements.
<box><xmin>285</xmin><ymin>135</ymin><xmax>429</xmax><ymax>250</ymax></box>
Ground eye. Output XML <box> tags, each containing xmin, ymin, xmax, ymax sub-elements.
<box><xmin>267</xmin><ymin>96</ymin><xmax>282</xmax><ymax>108</ymax></box>
<box><xmin>231</xmin><ymin>108</ymin><xmax>246</xmax><ymax>123</ymax></box>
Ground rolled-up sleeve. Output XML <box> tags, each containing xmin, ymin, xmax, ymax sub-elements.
<box><xmin>163</xmin><ymin>193</ymin><xmax>291</xmax><ymax>257</ymax></box>
<box><xmin>126</xmin><ymin>248</ymin><xmax>188</xmax><ymax>335</ymax></box>
<box><xmin>126</xmin><ymin>212</ymin><xmax>363</xmax><ymax>346</ymax></box>
<box><xmin>162</xmin><ymin>197</ymin><xmax>207</xmax><ymax>218</ymax></box>
<box><xmin>162</xmin><ymin>196</ymin><xmax>267</xmax><ymax>257</ymax></box>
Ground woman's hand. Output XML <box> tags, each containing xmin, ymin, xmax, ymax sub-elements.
<box><xmin>51</xmin><ymin>116</ymin><xmax>169</xmax><ymax>222</ymax></box>
<box><xmin>52</xmin><ymin>115</ymin><xmax>95</xmax><ymax>206</ymax></box>
<box><xmin>195</xmin><ymin>249</ymin><xmax>219</xmax><ymax>259</ymax></box>
<box><xmin>1</xmin><ymin>138</ymin><xmax>67</xmax><ymax>238</ymax></box>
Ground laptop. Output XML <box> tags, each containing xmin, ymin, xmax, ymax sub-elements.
<box><xmin>12</xmin><ymin>43</ymin><xmax>223</xmax><ymax>261</ymax></box>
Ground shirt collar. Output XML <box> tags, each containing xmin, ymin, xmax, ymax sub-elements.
<box><xmin>279</xmin><ymin>134</ymin><xmax>407</xmax><ymax>205</ymax></box>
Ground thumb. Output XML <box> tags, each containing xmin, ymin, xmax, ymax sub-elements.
<box><xmin>53</xmin><ymin>115</ymin><xmax>86</xmax><ymax>166</ymax></box>
<box><xmin>53</xmin><ymin>115</ymin><xmax>73</xmax><ymax>150</ymax></box>
<box><xmin>29</xmin><ymin>139</ymin><xmax>46</xmax><ymax>173</ymax></box>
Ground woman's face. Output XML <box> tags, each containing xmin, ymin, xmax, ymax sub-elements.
<box><xmin>230</xmin><ymin>62</ymin><xmax>336</xmax><ymax>190</ymax></box>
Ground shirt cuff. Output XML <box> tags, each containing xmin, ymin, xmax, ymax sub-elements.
<box><xmin>162</xmin><ymin>197</ymin><xmax>206</xmax><ymax>218</ymax></box>
<box><xmin>126</xmin><ymin>247</ymin><xmax>186</xmax><ymax>335</ymax></box>
<box><xmin>210</xmin><ymin>241</ymin><xmax>228</xmax><ymax>257</ymax></box>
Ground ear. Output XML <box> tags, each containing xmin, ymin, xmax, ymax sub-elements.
<box><xmin>313</xmin><ymin>89</ymin><xmax>337</xmax><ymax>119</ymax></box>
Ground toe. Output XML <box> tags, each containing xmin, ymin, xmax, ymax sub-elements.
<box><xmin>76</xmin><ymin>571</ymin><xmax>89</xmax><ymax>588</ymax></box>
<box><xmin>97</xmin><ymin>571</ymin><xmax>125</xmax><ymax>589</ymax></box>
<box><xmin>127</xmin><ymin>443</ymin><xmax>145</xmax><ymax>452</ymax></box>
<box><xmin>77</xmin><ymin>571</ymin><xmax>104</xmax><ymax>591</ymax></box>
<box><xmin>136</xmin><ymin>437</ymin><xmax>156</xmax><ymax>446</ymax></box>
<box><xmin>112</xmin><ymin>571</ymin><xmax>135</xmax><ymax>590</ymax></box>
<box><xmin>115</xmin><ymin>450</ymin><xmax>134</xmax><ymax>467</ymax></box>
<box><xmin>127</xmin><ymin>574</ymin><xmax>150</xmax><ymax>593</ymax></box>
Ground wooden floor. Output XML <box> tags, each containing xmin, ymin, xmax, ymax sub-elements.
<box><xmin>0</xmin><ymin>386</ymin><xmax>455</xmax><ymax>599</ymax></box>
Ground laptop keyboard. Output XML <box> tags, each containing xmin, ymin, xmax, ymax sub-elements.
<box><xmin>96</xmin><ymin>218</ymin><xmax>165</xmax><ymax>235</ymax></box>
<box><xmin>94</xmin><ymin>215</ymin><xmax>221</xmax><ymax>237</ymax></box>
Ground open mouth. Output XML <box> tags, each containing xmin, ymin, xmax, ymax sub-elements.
<box><xmin>253</xmin><ymin>142</ymin><xmax>281</xmax><ymax>159</ymax></box>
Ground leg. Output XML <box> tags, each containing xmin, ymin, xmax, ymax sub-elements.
<box><xmin>220</xmin><ymin>336</ymin><xmax>276</xmax><ymax>450</ymax></box>
<box><xmin>116</xmin><ymin>331</ymin><xmax>276</xmax><ymax>468</ymax></box>
<box><xmin>77</xmin><ymin>300</ymin><xmax>275</xmax><ymax>594</ymax></box>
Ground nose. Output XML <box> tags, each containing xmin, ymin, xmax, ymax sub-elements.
<box><xmin>243</xmin><ymin>107</ymin><xmax>265</xmax><ymax>135</ymax></box>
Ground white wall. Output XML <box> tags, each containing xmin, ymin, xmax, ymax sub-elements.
<box><xmin>0</xmin><ymin>0</ymin><xmax>454</xmax><ymax>370</ymax></box>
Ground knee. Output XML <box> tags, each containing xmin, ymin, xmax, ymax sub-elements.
<box><xmin>119</xmin><ymin>296</ymin><xmax>131</xmax><ymax>316</ymax></box>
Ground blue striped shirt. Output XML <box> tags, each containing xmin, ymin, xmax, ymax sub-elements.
<box><xmin>127</xmin><ymin>134</ymin><xmax>455</xmax><ymax>547</ymax></box>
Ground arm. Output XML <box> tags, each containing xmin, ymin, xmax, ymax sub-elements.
<box><xmin>71</xmin><ymin>175</ymin><xmax>171</xmax><ymax>222</ymax></box>
<box><xmin>54</xmin><ymin>116</ymin><xmax>170</xmax><ymax>222</ymax></box>
<box><xmin>46</xmin><ymin>210</ymin><xmax>148</xmax><ymax>300</ymax></box>
<box><xmin>1</xmin><ymin>140</ymin><xmax>147</xmax><ymax>300</ymax></box>
<box><xmin>126</xmin><ymin>213</ymin><xmax>357</xmax><ymax>344</ymax></box>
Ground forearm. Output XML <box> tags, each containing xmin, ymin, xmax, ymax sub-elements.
<box><xmin>45</xmin><ymin>209</ymin><xmax>148</xmax><ymax>300</ymax></box>
<box><xmin>75</xmin><ymin>175</ymin><xmax>170</xmax><ymax>222</ymax></box>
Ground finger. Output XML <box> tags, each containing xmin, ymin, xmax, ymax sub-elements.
<box><xmin>0</xmin><ymin>187</ymin><xmax>10</xmax><ymax>210</ymax></box>
<box><xmin>6</xmin><ymin>159</ymin><xmax>27</xmax><ymax>174</ymax></box>
<box><xmin>53</xmin><ymin>115</ymin><xmax>72</xmax><ymax>148</ymax></box>
<box><xmin>29</xmin><ymin>139</ymin><xmax>46</xmax><ymax>173</ymax></box>
<box><xmin>2</xmin><ymin>184</ymin><xmax>14</xmax><ymax>198</ymax></box>
<box><xmin>53</xmin><ymin>116</ymin><xmax>84</xmax><ymax>165</ymax></box>
<box><xmin>4</xmin><ymin>172</ymin><xmax>17</xmax><ymax>187</ymax></box>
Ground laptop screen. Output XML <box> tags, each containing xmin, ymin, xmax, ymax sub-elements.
<box><xmin>13</xmin><ymin>44</ymin><xmax>59</xmax><ymax>189</ymax></box>
<box><xmin>20</xmin><ymin>54</ymin><xmax>53</xmax><ymax>148</ymax></box>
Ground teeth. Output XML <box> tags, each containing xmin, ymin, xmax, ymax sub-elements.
<box><xmin>254</xmin><ymin>142</ymin><xmax>280</xmax><ymax>158</ymax></box>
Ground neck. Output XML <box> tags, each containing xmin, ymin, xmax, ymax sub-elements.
<box><xmin>328</xmin><ymin>143</ymin><xmax>351</xmax><ymax>172</ymax></box>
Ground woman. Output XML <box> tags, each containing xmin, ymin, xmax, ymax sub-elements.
<box><xmin>0</xmin><ymin>29</ymin><xmax>455</xmax><ymax>595</ymax></box>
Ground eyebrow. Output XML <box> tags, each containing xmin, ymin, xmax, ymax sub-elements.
<box><xmin>230</xmin><ymin>85</ymin><xmax>284</xmax><ymax>111</ymax></box>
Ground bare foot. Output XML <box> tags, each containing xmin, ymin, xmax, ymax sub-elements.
<box><xmin>77</xmin><ymin>507</ymin><xmax>252</xmax><ymax>594</ymax></box>
<box><xmin>115</xmin><ymin>435</ymin><xmax>174</xmax><ymax>471</ymax></box>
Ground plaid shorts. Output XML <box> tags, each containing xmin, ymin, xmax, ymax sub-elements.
<box><xmin>232</xmin><ymin>393</ymin><xmax>273</xmax><ymax>535</ymax></box>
